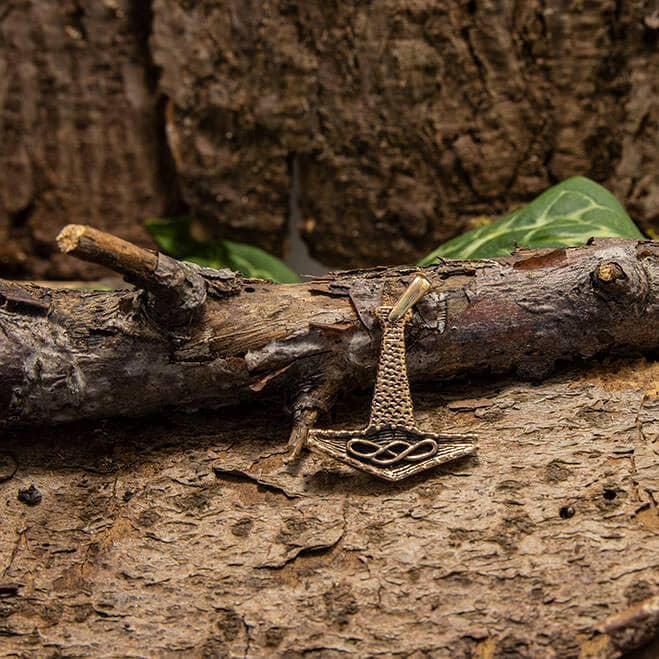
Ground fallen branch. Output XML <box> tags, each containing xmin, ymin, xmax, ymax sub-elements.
<box><xmin>0</xmin><ymin>226</ymin><xmax>657</xmax><ymax>430</ymax></box>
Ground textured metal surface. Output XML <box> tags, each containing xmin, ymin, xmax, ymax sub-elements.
<box><xmin>307</xmin><ymin>305</ymin><xmax>476</xmax><ymax>481</ymax></box>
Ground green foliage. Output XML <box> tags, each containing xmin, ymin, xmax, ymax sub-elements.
<box><xmin>145</xmin><ymin>217</ymin><xmax>300</xmax><ymax>283</ymax></box>
<box><xmin>419</xmin><ymin>177</ymin><xmax>644</xmax><ymax>264</ymax></box>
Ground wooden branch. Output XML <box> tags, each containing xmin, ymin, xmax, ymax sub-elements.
<box><xmin>56</xmin><ymin>225</ymin><xmax>160</xmax><ymax>281</ymax></box>
<box><xmin>0</xmin><ymin>227</ymin><xmax>657</xmax><ymax>427</ymax></box>
<box><xmin>57</xmin><ymin>224</ymin><xmax>207</xmax><ymax>326</ymax></box>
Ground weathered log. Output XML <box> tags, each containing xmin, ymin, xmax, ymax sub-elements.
<box><xmin>154</xmin><ymin>0</ymin><xmax>659</xmax><ymax>265</ymax></box>
<box><xmin>0</xmin><ymin>228</ymin><xmax>657</xmax><ymax>434</ymax></box>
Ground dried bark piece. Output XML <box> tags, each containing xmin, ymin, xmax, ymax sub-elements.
<box><xmin>0</xmin><ymin>359</ymin><xmax>657</xmax><ymax>656</ymax></box>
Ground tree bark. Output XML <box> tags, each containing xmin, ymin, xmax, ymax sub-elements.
<box><xmin>0</xmin><ymin>228</ymin><xmax>657</xmax><ymax>432</ymax></box>
<box><xmin>1</xmin><ymin>230</ymin><xmax>658</xmax><ymax>656</ymax></box>
<box><xmin>0</xmin><ymin>0</ymin><xmax>174</xmax><ymax>279</ymax></box>
<box><xmin>122</xmin><ymin>0</ymin><xmax>659</xmax><ymax>264</ymax></box>
<box><xmin>3</xmin><ymin>1</ymin><xmax>659</xmax><ymax>277</ymax></box>
<box><xmin>0</xmin><ymin>357</ymin><xmax>657</xmax><ymax>656</ymax></box>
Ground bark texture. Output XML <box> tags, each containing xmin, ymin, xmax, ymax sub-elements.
<box><xmin>0</xmin><ymin>358</ymin><xmax>657</xmax><ymax>656</ymax></box>
<box><xmin>0</xmin><ymin>233</ymin><xmax>657</xmax><ymax>656</ymax></box>
<box><xmin>0</xmin><ymin>0</ymin><xmax>173</xmax><ymax>279</ymax></box>
<box><xmin>152</xmin><ymin>0</ymin><xmax>659</xmax><ymax>265</ymax></box>
<box><xmin>0</xmin><ymin>235</ymin><xmax>657</xmax><ymax>428</ymax></box>
<box><xmin>2</xmin><ymin>1</ymin><xmax>659</xmax><ymax>277</ymax></box>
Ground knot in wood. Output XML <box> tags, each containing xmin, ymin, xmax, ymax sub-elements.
<box><xmin>594</xmin><ymin>261</ymin><xmax>626</xmax><ymax>284</ymax></box>
<box><xmin>592</xmin><ymin>261</ymin><xmax>631</xmax><ymax>301</ymax></box>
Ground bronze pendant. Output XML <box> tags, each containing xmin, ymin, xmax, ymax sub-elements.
<box><xmin>307</xmin><ymin>277</ymin><xmax>477</xmax><ymax>481</ymax></box>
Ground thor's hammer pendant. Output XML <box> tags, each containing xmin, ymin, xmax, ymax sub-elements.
<box><xmin>307</xmin><ymin>275</ymin><xmax>477</xmax><ymax>481</ymax></box>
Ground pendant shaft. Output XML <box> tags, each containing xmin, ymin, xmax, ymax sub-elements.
<box><xmin>368</xmin><ymin>307</ymin><xmax>415</xmax><ymax>428</ymax></box>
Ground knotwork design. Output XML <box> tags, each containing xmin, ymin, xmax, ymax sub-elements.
<box><xmin>306</xmin><ymin>275</ymin><xmax>477</xmax><ymax>481</ymax></box>
<box><xmin>347</xmin><ymin>437</ymin><xmax>438</xmax><ymax>466</ymax></box>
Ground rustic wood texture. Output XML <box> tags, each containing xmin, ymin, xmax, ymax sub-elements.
<box><xmin>0</xmin><ymin>358</ymin><xmax>657</xmax><ymax>656</ymax></box>
<box><xmin>0</xmin><ymin>232</ymin><xmax>657</xmax><ymax>655</ymax></box>
<box><xmin>152</xmin><ymin>0</ymin><xmax>659</xmax><ymax>266</ymax></box>
<box><xmin>2</xmin><ymin>1</ymin><xmax>659</xmax><ymax>277</ymax></box>
<box><xmin>0</xmin><ymin>235</ymin><xmax>657</xmax><ymax>429</ymax></box>
<box><xmin>56</xmin><ymin>224</ymin><xmax>209</xmax><ymax>326</ymax></box>
<box><xmin>0</xmin><ymin>0</ymin><xmax>172</xmax><ymax>279</ymax></box>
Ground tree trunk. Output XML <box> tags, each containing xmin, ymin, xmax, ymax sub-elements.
<box><xmin>153</xmin><ymin>0</ymin><xmax>659</xmax><ymax>266</ymax></box>
<box><xmin>2</xmin><ymin>1</ymin><xmax>659</xmax><ymax>277</ymax></box>
<box><xmin>0</xmin><ymin>0</ymin><xmax>174</xmax><ymax>279</ymax></box>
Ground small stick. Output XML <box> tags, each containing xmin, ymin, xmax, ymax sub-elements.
<box><xmin>286</xmin><ymin>408</ymin><xmax>319</xmax><ymax>462</ymax></box>
<box><xmin>57</xmin><ymin>224</ymin><xmax>207</xmax><ymax>326</ymax></box>
<box><xmin>57</xmin><ymin>225</ymin><xmax>159</xmax><ymax>280</ymax></box>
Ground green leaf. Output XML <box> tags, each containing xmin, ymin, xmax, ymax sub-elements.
<box><xmin>419</xmin><ymin>177</ymin><xmax>644</xmax><ymax>264</ymax></box>
<box><xmin>145</xmin><ymin>217</ymin><xmax>300</xmax><ymax>283</ymax></box>
<box><xmin>222</xmin><ymin>241</ymin><xmax>300</xmax><ymax>283</ymax></box>
<box><xmin>144</xmin><ymin>217</ymin><xmax>199</xmax><ymax>257</ymax></box>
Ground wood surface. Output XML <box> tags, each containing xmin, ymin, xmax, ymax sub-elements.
<box><xmin>0</xmin><ymin>232</ymin><xmax>656</xmax><ymax>431</ymax></box>
<box><xmin>0</xmin><ymin>359</ymin><xmax>657</xmax><ymax>656</ymax></box>
<box><xmin>0</xmin><ymin>230</ymin><xmax>657</xmax><ymax>656</ymax></box>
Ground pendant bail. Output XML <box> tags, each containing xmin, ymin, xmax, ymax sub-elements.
<box><xmin>388</xmin><ymin>274</ymin><xmax>431</xmax><ymax>322</ymax></box>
